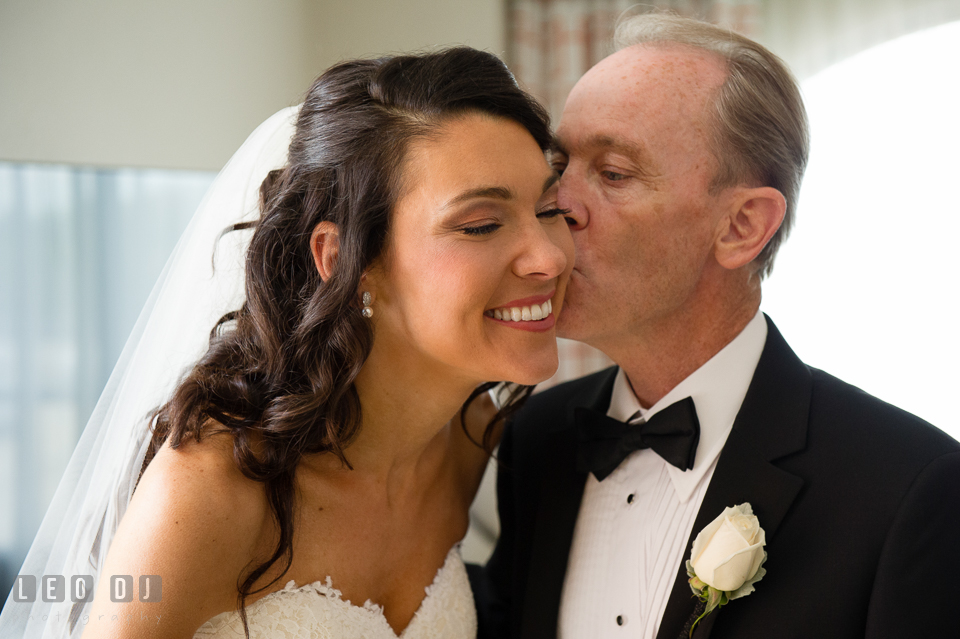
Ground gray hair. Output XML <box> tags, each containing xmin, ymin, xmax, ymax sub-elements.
<box><xmin>615</xmin><ymin>13</ymin><xmax>809</xmax><ymax>279</ymax></box>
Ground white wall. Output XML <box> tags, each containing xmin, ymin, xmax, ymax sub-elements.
<box><xmin>307</xmin><ymin>0</ymin><xmax>506</xmax><ymax>69</ymax></box>
<box><xmin>0</xmin><ymin>0</ymin><xmax>505</xmax><ymax>171</ymax></box>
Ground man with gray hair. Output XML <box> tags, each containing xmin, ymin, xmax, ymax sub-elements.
<box><xmin>478</xmin><ymin>13</ymin><xmax>960</xmax><ymax>639</ymax></box>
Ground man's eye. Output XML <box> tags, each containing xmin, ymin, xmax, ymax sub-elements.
<box><xmin>550</xmin><ymin>161</ymin><xmax>567</xmax><ymax>176</ymax></box>
<box><xmin>462</xmin><ymin>223</ymin><xmax>501</xmax><ymax>236</ymax></box>
<box><xmin>602</xmin><ymin>170</ymin><xmax>627</xmax><ymax>182</ymax></box>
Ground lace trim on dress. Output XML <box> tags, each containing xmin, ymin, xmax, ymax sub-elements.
<box><xmin>193</xmin><ymin>544</ymin><xmax>476</xmax><ymax>639</ymax></box>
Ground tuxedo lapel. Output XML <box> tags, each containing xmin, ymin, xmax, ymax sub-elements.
<box><xmin>656</xmin><ymin>317</ymin><xmax>810</xmax><ymax>639</ymax></box>
<box><xmin>659</xmin><ymin>427</ymin><xmax>805</xmax><ymax>639</ymax></box>
<box><xmin>521</xmin><ymin>367</ymin><xmax>619</xmax><ymax>639</ymax></box>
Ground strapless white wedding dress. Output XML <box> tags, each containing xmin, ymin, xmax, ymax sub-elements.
<box><xmin>193</xmin><ymin>545</ymin><xmax>476</xmax><ymax>639</ymax></box>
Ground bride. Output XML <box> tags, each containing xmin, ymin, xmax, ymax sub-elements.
<box><xmin>4</xmin><ymin>47</ymin><xmax>571</xmax><ymax>638</ymax></box>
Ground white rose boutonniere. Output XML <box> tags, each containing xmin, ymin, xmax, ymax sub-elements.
<box><xmin>684</xmin><ymin>503</ymin><xmax>767</xmax><ymax>636</ymax></box>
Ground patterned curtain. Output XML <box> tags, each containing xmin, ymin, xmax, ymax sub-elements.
<box><xmin>506</xmin><ymin>0</ymin><xmax>759</xmax><ymax>388</ymax></box>
<box><xmin>508</xmin><ymin>0</ymin><xmax>760</xmax><ymax>121</ymax></box>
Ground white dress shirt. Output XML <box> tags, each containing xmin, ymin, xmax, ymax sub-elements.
<box><xmin>558</xmin><ymin>311</ymin><xmax>768</xmax><ymax>639</ymax></box>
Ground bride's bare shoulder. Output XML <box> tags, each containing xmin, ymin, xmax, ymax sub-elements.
<box><xmin>135</xmin><ymin>429</ymin><xmax>269</xmax><ymax>540</ymax></box>
<box><xmin>84</xmin><ymin>430</ymin><xmax>273</xmax><ymax>637</ymax></box>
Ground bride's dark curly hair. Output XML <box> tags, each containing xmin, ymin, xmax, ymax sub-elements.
<box><xmin>145</xmin><ymin>46</ymin><xmax>550</xmax><ymax>630</ymax></box>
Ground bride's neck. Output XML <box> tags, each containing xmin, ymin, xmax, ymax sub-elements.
<box><xmin>317</xmin><ymin>339</ymin><xmax>476</xmax><ymax>486</ymax></box>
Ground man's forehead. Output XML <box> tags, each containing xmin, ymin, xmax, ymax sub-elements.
<box><xmin>598</xmin><ymin>42</ymin><xmax>726</xmax><ymax>85</ymax></box>
<box><xmin>558</xmin><ymin>43</ymin><xmax>725</xmax><ymax>145</ymax></box>
<box><xmin>567</xmin><ymin>43</ymin><xmax>726</xmax><ymax>112</ymax></box>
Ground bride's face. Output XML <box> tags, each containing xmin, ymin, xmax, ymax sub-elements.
<box><xmin>368</xmin><ymin>112</ymin><xmax>574</xmax><ymax>386</ymax></box>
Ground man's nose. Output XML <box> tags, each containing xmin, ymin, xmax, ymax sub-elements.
<box><xmin>557</xmin><ymin>170</ymin><xmax>589</xmax><ymax>230</ymax></box>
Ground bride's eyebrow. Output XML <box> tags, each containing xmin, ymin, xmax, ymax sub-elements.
<box><xmin>442</xmin><ymin>186</ymin><xmax>513</xmax><ymax>210</ymax></box>
<box><xmin>442</xmin><ymin>175</ymin><xmax>558</xmax><ymax>211</ymax></box>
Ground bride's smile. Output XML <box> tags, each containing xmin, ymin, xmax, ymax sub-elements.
<box><xmin>484</xmin><ymin>293</ymin><xmax>554</xmax><ymax>327</ymax></box>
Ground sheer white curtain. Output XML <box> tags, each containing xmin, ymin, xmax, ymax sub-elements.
<box><xmin>0</xmin><ymin>164</ymin><xmax>213</xmax><ymax>604</ymax></box>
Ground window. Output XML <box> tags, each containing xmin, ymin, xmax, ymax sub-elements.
<box><xmin>0</xmin><ymin>163</ymin><xmax>214</xmax><ymax>599</ymax></box>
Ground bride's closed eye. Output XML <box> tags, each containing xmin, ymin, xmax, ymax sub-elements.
<box><xmin>459</xmin><ymin>206</ymin><xmax>569</xmax><ymax>235</ymax></box>
<box><xmin>461</xmin><ymin>222</ymin><xmax>501</xmax><ymax>236</ymax></box>
<box><xmin>536</xmin><ymin>207</ymin><xmax>570</xmax><ymax>220</ymax></box>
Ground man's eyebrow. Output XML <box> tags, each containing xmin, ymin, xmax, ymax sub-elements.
<box><xmin>555</xmin><ymin>134</ymin><xmax>659</xmax><ymax>180</ymax></box>
<box><xmin>588</xmin><ymin>135</ymin><xmax>649</xmax><ymax>162</ymax></box>
<box><xmin>442</xmin><ymin>186</ymin><xmax>513</xmax><ymax>210</ymax></box>
<box><xmin>553</xmin><ymin>134</ymin><xmax>650</xmax><ymax>162</ymax></box>
<box><xmin>542</xmin><ymin>173</ymin><xmax>560</xmax><ymax>192</ymax></box>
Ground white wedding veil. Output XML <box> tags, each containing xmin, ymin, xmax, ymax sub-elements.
<box><xmin>0</xmin><ymin>106</ymin><xmax>298</xmax><ymax>638</ymax></box>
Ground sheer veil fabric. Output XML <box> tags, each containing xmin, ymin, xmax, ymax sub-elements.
<box><xmin>0</xmin><ymin>107</ymin><xmax>298</xmax><ymax>637</ymax></box>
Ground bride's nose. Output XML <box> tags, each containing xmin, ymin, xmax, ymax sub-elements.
<box><xmin>512</xmin><ymin>223</ymin><xmax>569</xmax><ymax>280</ymax></box>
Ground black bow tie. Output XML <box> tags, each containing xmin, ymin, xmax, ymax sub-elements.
<box><xmin>575</xmin><ymin>397</ymin><xmax>701</xmax><ymax>480</ymax></box>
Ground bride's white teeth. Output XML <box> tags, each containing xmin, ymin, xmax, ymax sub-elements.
<box><xmin>489</xmin><ymin>299</ymin><xmax>554</xmax><ymax>322</ymax></box>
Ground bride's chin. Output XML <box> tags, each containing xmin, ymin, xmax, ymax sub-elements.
<box><xmin>500</xmin><ymin>354</ymin><xmax>559</xmax><ymax>387</ymax></box>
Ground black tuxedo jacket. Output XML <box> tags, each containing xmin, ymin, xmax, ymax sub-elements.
<box><xmin>476</xmin><ymin>316</ymin><xmax>960</xmax><ymax>639</ymax></box>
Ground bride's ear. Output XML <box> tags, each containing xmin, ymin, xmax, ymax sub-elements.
<box><xmin>310</xmin><ymin>221</ymin><xmax>340</xmax><ymax>281</ymax></box>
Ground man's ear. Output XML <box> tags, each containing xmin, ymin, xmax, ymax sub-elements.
<box><xmin>310</xmin><ymin>221</ymin><xmax>340</xmax><ymax>281</ymax></box>
<box><xmin>714</xmin><ymin>186</ymin><xmax>786</xmax><ymax>271</ymax></box>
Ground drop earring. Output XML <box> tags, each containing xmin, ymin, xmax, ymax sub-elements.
<box><xmin>361</xmin><ymin>292</ymin><xmax>373</xmax><ymax>318</ymax></box>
